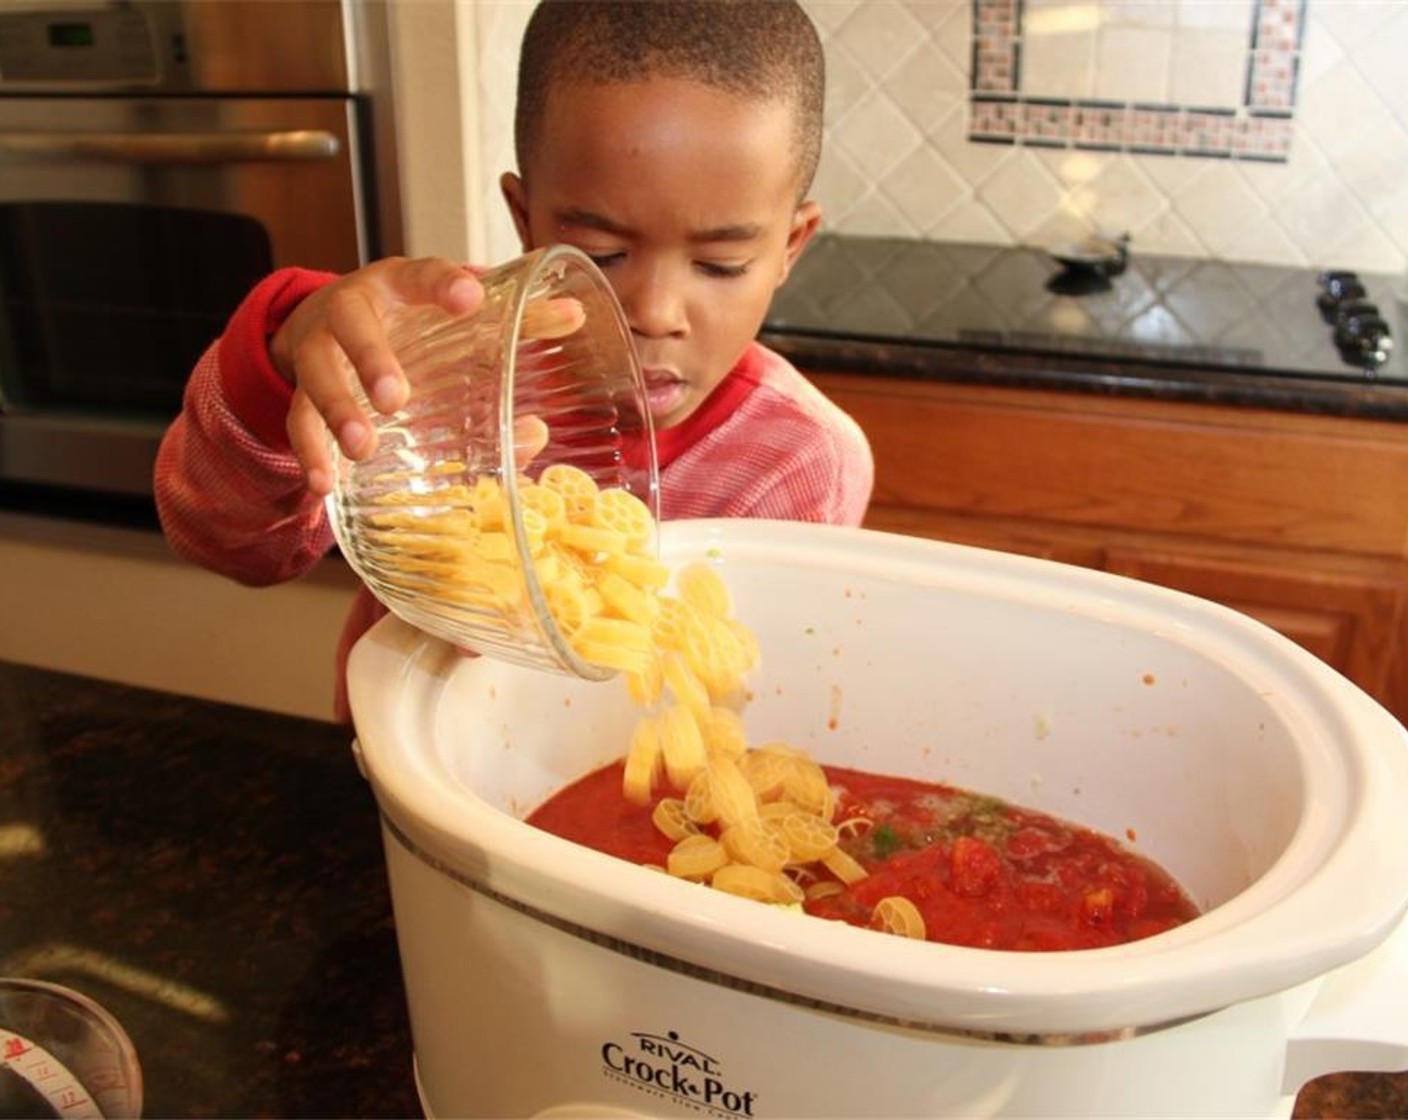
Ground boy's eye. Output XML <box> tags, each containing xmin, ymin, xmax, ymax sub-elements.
<box><xmin>585</xmin><ymin>251</ymin><xmax>625</xmax><ymax>269</ymax></box>
<box><xmin>697</xmin><ymin>260</ymin><xmax>750</xmax><ymax>279</ymax></box>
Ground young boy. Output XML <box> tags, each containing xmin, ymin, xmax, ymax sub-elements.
<box><xmin>155</xmin><ymin>0</ymin><xmax>874</xmax><ymax>720</ymax></box>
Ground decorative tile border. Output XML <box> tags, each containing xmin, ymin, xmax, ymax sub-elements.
<box><xmin>969</xmin><ymin>0</ymin><xmax>1303</xmax><ymax>161</ymax></box>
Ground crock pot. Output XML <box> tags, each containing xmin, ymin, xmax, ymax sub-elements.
<box><xmin>347</xmin><ymin>520</ymin><xmax>1408</xmax><ymax>1119</ymax></box>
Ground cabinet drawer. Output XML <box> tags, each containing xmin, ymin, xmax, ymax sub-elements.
<box><xmin>813</xmin><ymin>374</ymin><xmax>1408</xmax><ymax>559</ymax></box>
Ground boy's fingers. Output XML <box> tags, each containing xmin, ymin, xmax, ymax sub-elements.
<box><xmin>382</xmin><ymin>257</ymin><xmax>484</xmax><ymax>316</ymax></box>
<box><xmin>277</xmin><ymin>257</ymin><xmax>486</xmax><ymax>495</ymax></box>
<box><xmin>328</xmin><ymin>260</ymin><xmax>485</xmax><ymax>413</ymax></box>
<box><xmin>288</xmin><ymin>391</ymin><xmax>337</xmax><ymax>495</ymax></box>
<box><xmin>511</xmin><ymin>415</ymin><xmax>550</xmax><ymax>470</ymax></box>
<box><xmin>324</xmin><ymin>287</ymin><xmax>408</xmax><ymax>414</ymax></box>
<box><xmin>290</xmin><ymin>330</ymin><xmax>376</xmax><ymax>463</ymax></box>
<box><xmin>520</xmin><ymin>297</ymin><xmax>586</xmax><ymax>341</ymax></box>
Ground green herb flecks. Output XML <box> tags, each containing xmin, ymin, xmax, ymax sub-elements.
<box><xmin>964</xmin><ymin>795</ymin><xmax>1016</xmax><ymax>845</ymax></box>
<box><xmin>871</xmin><ymin>823</ymin><xmax>902</xmax><ymax>860</ymax></box>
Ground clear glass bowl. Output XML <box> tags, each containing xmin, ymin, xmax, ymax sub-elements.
<box><xmin>326</xmin><ymin>245</ymin><xmax>659</xmax><ymax>680</ymax></box>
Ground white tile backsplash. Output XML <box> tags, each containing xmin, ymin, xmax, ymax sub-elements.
<box><xmin>466</xmin><ymin>0</ymin><xmax>1408</xmax><ymax>274</ymax></box>
<box><xmin>1167</xmin><ymin>29</ymin><xmax>1248</xmax><ymax>107</ymax></box>
<box><xmin>832</xmin><ymin>85</ymin><xmax>927</xmax><ymax>178</ymax></box>
<box><xmin>830</xmin><ymin>0</ymin><xmax>927</xmax><ymax>78</ymax></box>
<box><xmin>1020</xmin><ymin>27</ymin><xmax>1094</xmax><ymax>99</ymax></box>
<box><xmin>975</xmin><ymin>154</ymin><xmax>1066</xmax><ymax>239</ymax></box>
<box><xmin>1093</xmin><ymin>25</ymin><xmax>1170</xmax><ymax>103</ymax></box>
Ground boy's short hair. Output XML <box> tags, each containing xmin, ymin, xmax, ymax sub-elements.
<box><xmin>515</xmin><ymin>0</ymin><xmax>825</xmax><ymax>200</ymax></box>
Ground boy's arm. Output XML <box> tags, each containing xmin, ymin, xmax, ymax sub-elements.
<box><xmin>154</xmin><ymin>269</ymin><xmax>340</xmax><ymax>586</ymax></box>
<box><xmin>155</xmin><ymin>258</ymin><xmax>487</xmax><ymax>585</ymax></box>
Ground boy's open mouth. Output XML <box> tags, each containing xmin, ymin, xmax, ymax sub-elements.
<box><xmin>642</xmin><ymin>368</ymin><xmax>686</xmax><ymax>419</ymax></box>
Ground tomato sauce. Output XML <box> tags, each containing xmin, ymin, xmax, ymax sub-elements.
<box><xmin>526</xmin><ymin>761</ymin><xmax>1200</xmax><ymax>951</ymax></box>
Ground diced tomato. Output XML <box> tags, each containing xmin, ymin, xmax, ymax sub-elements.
<box><xmin>1016</xmin><ymin>880</ymin><xmax>1065</xmax><ymax>913</ymax></box>
<box><xmin>950</xmin><ymin>836</ymin><xmax>1003</xmax><ymax>897</ymax></box>
<box><xmin>1006</xmin><ymin>826</ymin><xmax>1062</xmax><ymax>859</ymax></box>
<box><xmin>1083</xmin><ymin>887</ymin><xmax>1115</xmax><ymax>927</ymax></box>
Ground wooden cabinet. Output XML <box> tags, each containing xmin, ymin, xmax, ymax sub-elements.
<box><xmin>809</xmin><ymin>371</ymin><xmax>1408</xmax><ymax>720</ymax></box>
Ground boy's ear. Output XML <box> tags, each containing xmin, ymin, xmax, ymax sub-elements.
<box><xmin>779</xmin><ymin>200</ymin><xmax>822</xmax><ymax>284</ymax></box>
<box><xmin>500</xmin><ymin>172</ymin><xmax>533</xmax><ymax>252</ymax></box>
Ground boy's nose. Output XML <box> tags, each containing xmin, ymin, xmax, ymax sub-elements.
<box><xmin>620</xmin><ymin>272</ymin><xmax>686</xmax><ymax>339</ymax></box>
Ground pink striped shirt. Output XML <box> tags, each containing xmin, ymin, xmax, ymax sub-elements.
<box><xmin>155</xmin><ymin>268</ymin><xmax>873</xmax><ymax>719</ymax></box>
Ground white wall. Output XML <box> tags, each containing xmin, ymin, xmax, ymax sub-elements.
<box><xmin>382</xmin><ymin>0</ymin><xmax>484</xmax><ymax>261</ymax></box>
<box><xmin>0</xmin><ymin>513</ymin><xmax>360</xmax><ymax>723</ymax></box>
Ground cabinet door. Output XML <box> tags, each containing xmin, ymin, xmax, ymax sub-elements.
<box><xmin>1104</xmin><ymin>547</ymin><xmax>1402</xmax><ymax>699</ymax></box>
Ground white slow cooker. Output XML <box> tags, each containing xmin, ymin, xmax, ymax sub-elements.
<box><xmin>347</xmin><ymin>521</ymin><xmax>1408</xmax><ymax>1119</ymax></box>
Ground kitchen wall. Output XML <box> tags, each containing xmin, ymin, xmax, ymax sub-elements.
<box><xmin>13</xmin><ymin>1</ymin><xmax>1400</xmax><ymax>723</ymax></box>
<box><xmin>381</xmin><ymin>0</ymin><xmax>480</xmax><ymax>262</ymax></box>
<box><xmin>0</xmin><ymin>3</ymin><xmax>474</xmax><ymax>724</ymax></box>
<box><xmin>465</xmin><ymin>0</ymin><xmax>1408</xmax><ymax>275</ymax></box>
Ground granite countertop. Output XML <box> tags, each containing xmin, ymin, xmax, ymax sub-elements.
<box><xmin>2</xmin><ymin>658</ymin><xmax>1406</xmax><ymax>1119</ymax></box>
<box><xmin>0</xmin><ymin>661</ymin><xmax>419</xmax><ymax>1119</ymax></box>
<box><xmin>762</xmin><ymin>236</ymin><xmax>1408</xmax><ymax>421</ymax></box>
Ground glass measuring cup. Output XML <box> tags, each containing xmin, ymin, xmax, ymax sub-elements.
<box><xmin>326</xmin><ymin>245</ymin><xmax>659</xmax><ymax>680</ymax></box>
<box><xmin>0</xmin><ymin>978</ymin><xmax>142</xmax><ymax>1119</ymax></box>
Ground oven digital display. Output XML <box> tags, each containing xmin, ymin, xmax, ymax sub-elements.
<box><xmin>47</xmin><ymin>21</ymin><xmax>95</xmax><ymax>49</ymax></box>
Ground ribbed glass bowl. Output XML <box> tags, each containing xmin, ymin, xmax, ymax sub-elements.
<box><xmin>326</xmin><ymin>245</ymin><xmax>658</xmax><ymax>679</ymax></box>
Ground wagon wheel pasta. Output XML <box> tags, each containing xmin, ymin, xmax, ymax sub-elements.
<box><xmin>721</xmin><ymin>819</ymin><xmax>789</xmax><ymax>874</ymax></box>
<box><xmin>446</xmin><ymin>479</ymin><xmax>924</xmax><ymax>939</ymax></box>
<box><xmin>777</xmin><ymin>811</ymin><xmax>839</xmax><ymax>863</ymax></box>
<box><xmin>359</xmin><ymin>455</ymin><xmax>667</xmax><ymax>676</ymax></box>
<box><xmin>659</xmin><ymin>703</ymin><xmax>707</xmax><ymax>789</ymax></box>
<box><xmin>592</xmin><ymin>546</ymin><xmax>899</xmax><ymax>929</ymax></box>
<box><xmin>712</xmin><ymin>863</ymin><xmax>791</xmax><ymax>903</ymax></box>
<box><xmin>667</xmin><ymin>834</ymin><xmax>729</xmax><ymax>881</ymax></box>
<box><xmin>661</xmin><ymin>651</ymin><xmax>711</xmax><ymax>718</ymax></box>
<box><xmin>622</xmin><ymin>716</ymin><xmax>663</xmax><ymax>806</ymax></box>
<box><xmin>872</xmin><ymin>895</ymin><xmax>926</xmax><ymax>940</ymax></box>
<box><xmin>698</xmin><ymin>706</ymin><xmax>747</xmax><ymax>759</ymax></box>
<box><xmin>651</xmin><ymin>798</ymin><xmax>700</xmax><ymax>843</ymax></box>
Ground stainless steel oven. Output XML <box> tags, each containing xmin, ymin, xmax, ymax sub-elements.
<box><xmin>0</xmin><ymin>0</ymin><xmax>394</xmax><ymax>503</ymax></box>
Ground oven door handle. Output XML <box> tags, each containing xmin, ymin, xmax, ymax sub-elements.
<box><xmin>0</xmin><ymin>129</ymin><xmax>341</xmax><ymax>164</ymax></box>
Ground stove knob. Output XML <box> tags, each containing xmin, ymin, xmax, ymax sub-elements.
<box><xmin>1316</xmin><ymin>270</ymin><xmax>1368</xmax><ymax>320</ymax></box>
<box><xmin>1317</xmin><ymin>269</ymin><xmax>1363</xmax><ymax>300</ymax></box>
<box><xmin>1334</xmin><ymin>303</ymin><xmax>1392</xmax><ymax>368</ymax></box>
<box><xmin>1334</xmin><ymin>297</ymin><xmax>1379</xmax><ymax>322</ymax></box>
<box><xmin>1317</xmin><ymin>277</ymin><xmax>1366</xmax><ymax>312</ymax></box>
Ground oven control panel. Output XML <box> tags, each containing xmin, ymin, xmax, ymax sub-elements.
<box><xmin>0</xmin><ymin>7</ymin><xmax>165</xmax><ymax>86</ymax></box>
<box><xmin>0</xmin><ymin>2</ymin><xmax>352</xmax><ymax>95</ymax></box>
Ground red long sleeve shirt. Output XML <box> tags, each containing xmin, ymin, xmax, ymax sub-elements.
<box><xmin>155</xmin><ymin>269</ymin><xmax>874</xmax><ymax>719</ymax></box>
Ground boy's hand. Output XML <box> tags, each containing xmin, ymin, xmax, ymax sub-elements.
<box><xmin>272</xmin><ymin>256</ymin><xmax>484</xmax><ymax>496</ymax></box>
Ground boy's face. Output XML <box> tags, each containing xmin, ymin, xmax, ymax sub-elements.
<box><xmin>502</xmin><ymin>76</ymin><xmax>820</xmax><ymax>430</ymax></box>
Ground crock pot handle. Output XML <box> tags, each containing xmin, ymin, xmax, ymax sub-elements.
<box><xmin>1282</xmin><ymin>913</ymin><xmax>1408</xmax><ymax>1092</ymax></box>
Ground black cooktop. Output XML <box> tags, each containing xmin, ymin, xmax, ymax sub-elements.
<box><xmin>767</xmin><ymin>236</ymin><xmax>1404</xmax><ymax>385</ymax></box>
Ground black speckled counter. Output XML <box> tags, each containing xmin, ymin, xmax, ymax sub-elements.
<box><xmin>763</xmin><ymin>236</ymin><xmax>1408</xmax><ymax>421</ymax></box>
<box><xmin>2</xmin><ymin>659</ymin><xmax>1406</xmax><ymax>1119</ymax></box>
<box><xmin>0</xmin><ymin>661</ymin><xmax>419</xmax><ymax>1119</ymax></box>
